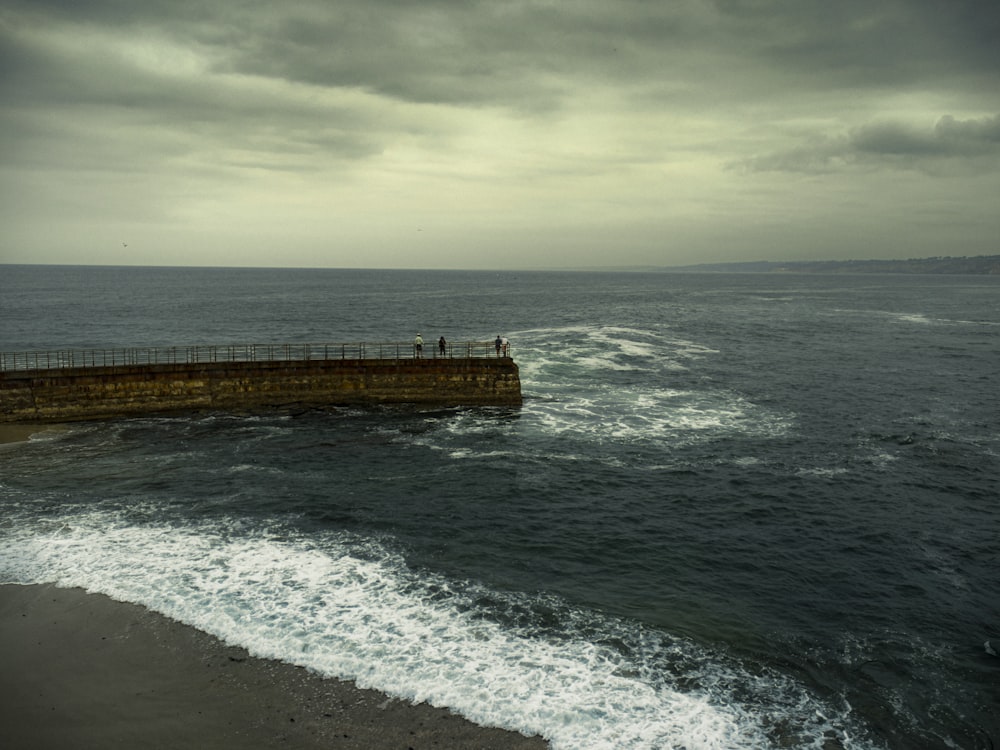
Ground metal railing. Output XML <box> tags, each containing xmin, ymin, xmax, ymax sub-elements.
<box><xmin>0</xmin><ymin>341</ymin><xmax>513</xmax><ymax>373</ymax></box>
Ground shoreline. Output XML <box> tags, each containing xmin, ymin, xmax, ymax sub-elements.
<box><xmin>0</xmin><ymin>583</ymin><xmax>548</xmax><ymax>750</ymax></box>
<box><xmin>0</xmin><ymin>423</ymin><xmax>55</xmax><ymax>445</ymax></box>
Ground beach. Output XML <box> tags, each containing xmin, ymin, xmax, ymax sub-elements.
<box><xmin>0</xmin><ymin>584</ymin><xmax>549</xmax><ymax>750</ymax></box>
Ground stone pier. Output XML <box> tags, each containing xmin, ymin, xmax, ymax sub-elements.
<box><xmin>0</xmin><ymin>357</ymin><xmax>522</xmax><ymax>423</ymax></box>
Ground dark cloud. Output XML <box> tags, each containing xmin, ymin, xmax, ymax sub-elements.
<box><xmin>853</xmin><ymin>116</ymin><xmax>1000</xmax><ymax>157</ymax></box>
<box><xmin>738</xmin><ymin>114</ymin><xmax>1000</xmax><ymax>173</ymax></box>
<box><xmin>934</xmin><ymin>114</ymin><xmax>1000</xmax><ymax>148</ymax></box>
<box><xmin>197</xmin><ymin>1</ymin><xmax>1000</xmax><ymax>109</ymax></box>
<box><xmin>3</xmin><ymin>0</ymin><xmax>997</xmax><ymax>112</ymax></box>
<box><xmin>711</xmin><ymin>0</ymin><xmax>1000</xmax><ymax>83</ymax></box>
<box><xmin>206</xmin><ymin>3</ymin><xmax>649</xmax><ymax>110</ymax></box>
<box><xmin>0</xmin><ymin>9</ymin><xmax>384</xmax><ymax>173</ymax></box>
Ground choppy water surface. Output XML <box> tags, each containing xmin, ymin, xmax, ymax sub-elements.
<box><xmin>2</xmin><ymin>266</ymin><xmax>998</xmax><ymax>749</ymax></box>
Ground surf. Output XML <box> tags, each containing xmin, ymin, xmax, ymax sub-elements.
<box><xmin>0</xmin><ymin>503</ymin><xmax>881</xmax><ymax>750</ymax></box>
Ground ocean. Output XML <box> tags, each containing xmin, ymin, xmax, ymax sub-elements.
<box><xmin>1</xmin><ymin>265</ymin><xmax>997</xmax><ymax>749</ymax></box>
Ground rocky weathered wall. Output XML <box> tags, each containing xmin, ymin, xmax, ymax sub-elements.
<box><xmin>0</xmin><ymin>358</ymin><xmax>522</xmax><ymax>423</ymax></box>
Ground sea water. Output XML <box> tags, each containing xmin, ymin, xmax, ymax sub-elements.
<box><xmin>1</xmin><ymin>265</ymin><xmax>998</xmax><ymax>749</ymax></box>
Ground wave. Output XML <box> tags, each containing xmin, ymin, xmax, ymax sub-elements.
<box><xmin>0</xmin><ymin>508</ymin><xmax>879</xmax><ymax>750</ymax></box>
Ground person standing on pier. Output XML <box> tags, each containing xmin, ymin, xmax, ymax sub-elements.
<box><xmin>438</xmin><ymin>336</ymin><xmax>447</xmax><ymax>357</ymax></box>
<box><xmin>414</xmin><ymin>333</ymin><xmax>423</xmax><ymax>358</ymax></box>
<box><xmin>495</xmin><ymin>335</ymin><xmax>502</xmax><ymax>356</ymax></box>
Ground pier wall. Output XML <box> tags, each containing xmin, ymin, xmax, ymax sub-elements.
<box><xmin>0</xmin><ymin>358</ymin><xmax>522</xmax><ymax>423</ymax></box>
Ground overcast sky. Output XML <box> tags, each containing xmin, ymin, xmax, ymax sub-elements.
<box><xmin>1</xmin><ymin>0</ymin><xmax>998</xmax><ymax>269</ymax></box>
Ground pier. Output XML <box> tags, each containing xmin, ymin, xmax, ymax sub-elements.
<box><xmin>0</xmin><ymin>342</ymin><xmax>522</xmax><ymax>423</ymax></box>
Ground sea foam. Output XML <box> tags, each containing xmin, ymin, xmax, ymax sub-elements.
<box><xmin>0</xmin><ymin>507</ymin><xmax>874</xmax><ymax>750</ymax></box>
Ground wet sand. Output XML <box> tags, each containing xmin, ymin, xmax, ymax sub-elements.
<box><xmin>0</xmin><ymin>424</ymin><xmax>51</xmax><ymax>445</ymax></box>
<box><xmin>0</xmin><ymin>584</ymin><xmax>549</xmax><ymax>750</ymax></box>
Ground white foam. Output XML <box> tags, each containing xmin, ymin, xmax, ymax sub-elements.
<box><xmin>502</xmin><ymin>326</ymin><xmax>792</xmax><ymax>459</ymax></box>
<box><xmin>521</xmin><ymin>384</ymin><xmax>791</xmax><ymax>456</ymax></box>
<box><xmin>795</xmin><ymin>467</ymin><xmax>850</xmax><ymax>479</ymax></box>
<box><xmin>893</xmin><ymin>313</ymin><xmax>934</xmax><ymax>325</ymax></box>
<box><xmin>227</xmin><ymin>463</ymin><xmax>284</xmax><ymax>475</ymax></box>
<box><xmin>513</xmin><ymin>324</ymin><xmax>696</xmax><ymax>377</ymax></box>
<box><xmin>0</xmin><ymin>509</ymin><xmax>876</xmax><ymax>750</ymax></box>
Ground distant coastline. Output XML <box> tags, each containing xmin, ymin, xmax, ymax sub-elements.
<box><xmin>2</xmin><ymin>254</ymin><xmax>999</xmax><ymax>275</ymax></box>
<box><xmin>666</xmin><ymin>254</ymin><xmax>1000</xmax><ymax>275</ymax></box>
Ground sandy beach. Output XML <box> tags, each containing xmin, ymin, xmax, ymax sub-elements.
<box><xmin>0</xmin><ymin>584</ymin><xmax>549</xmax><ymax>750</ymax></box>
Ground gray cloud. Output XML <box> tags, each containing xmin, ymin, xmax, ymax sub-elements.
<box><xmin>1</xmin><ymin>0</ymin><xmax>998</xmax><ymax>268</ymax></box>
<box><xmin>9</xmin><ymin>0</ymin><xmax>995</xmax><ymax>110</ymax></box>
<box><xmin>711</xmin><ymin>0</ymin><xmax>1000</xmax><ymax>82</ymax></box>
<box><xmin>739</xmin><ymin>114</ymin><xmax>1000</xmax><ymax>174</ymax></box>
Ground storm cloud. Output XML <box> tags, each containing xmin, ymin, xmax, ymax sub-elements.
<box><xmin>1</xmin><ymin>0</ymin><xmax>997</xmax><ymax>268</ymax></box>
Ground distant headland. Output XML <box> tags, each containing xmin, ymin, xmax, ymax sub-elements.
<box><xmin>666</xmin><ymin>254</ymin><xmax>1000</xmax><ymax>275</ymax></box>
